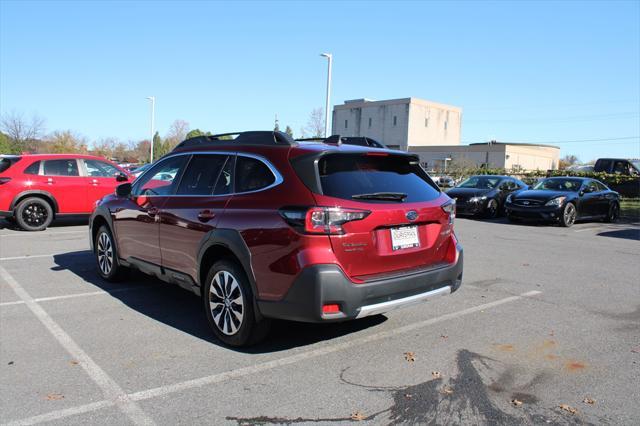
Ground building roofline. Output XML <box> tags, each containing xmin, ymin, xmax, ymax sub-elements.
<box><xmin>468</xmin><ymin>141</ymin><xmax>560</xmax><ymax>149</ymax></box>
<box><xmin>334</xmin><ymin>97</ymin><xmax>462</xmax><ymax>112</ymax></box>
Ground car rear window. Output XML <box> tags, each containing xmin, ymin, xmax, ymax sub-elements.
<box><xmin>0</xmin><ymin>157</ymin><xmax>21</xmax><ymax>173</ymax></box>
<box><xmin>317</xmin><ymin>154</ymin><xmax>440</xmax><ymax>202</ymax></box>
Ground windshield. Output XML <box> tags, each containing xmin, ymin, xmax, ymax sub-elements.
<box><xmin>631</xmin><ymin>160</ymin><xmax>640</xmax><ymax>171</ymax></box>
<box><xmin>457</xmin><ymin>176</ymin><xmax>500</xmax><ymax>189</ymax></box>
<box><xmin>533</xmin><ymin>178</ymin><xmax>583</xmax><ymax>192</ymax></box>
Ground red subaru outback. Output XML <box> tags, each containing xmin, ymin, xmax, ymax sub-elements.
<box><xmin>90</xmin><ymin>131</ymin><xmax>463</xmax><ymax>346</ymax></box>
<box><xmin>0</xmin><ymin>154</ymin><xmax>130</xmax><ymax>231</ymax></box>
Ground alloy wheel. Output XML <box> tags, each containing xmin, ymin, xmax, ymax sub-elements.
<box><xmin>97</xmin><ymin>232</ymin><xmax>114</xmax><ymax>276</ymax></box>
<box><xmin>487</xmin><ymin>199</ymin><xmax>498</xmax><ymax>218</ymax></box>
<box><xmin>209</xmin><ymin>271</ymin><xmax>244</xmax><ymax>336</ymax></box>
<box><xmin>22</xmin><ymin>203</ymin><xmax>48</xmax><ymax>227</ymax></box>
<box><xmin>609</xmin><ymin>204</ymin><xmax>619</xmax><ymax>222</ymax></box>
<box><xmin>564</xmin><ymin>203</ymin><xmax>576</xmax><ymax>226</ymax></box>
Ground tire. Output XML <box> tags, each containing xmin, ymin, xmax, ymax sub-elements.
<box><xmin>604</xmin><ymin>202</ymin><xmax>619</xmax><ymax>223</ymax></box>
<box><xmin>484</xmin><ymin>199</ymin><xmax>499</xmax><ymax>219</ymax></box>
<box><xmin>559</xmin><ymin>202</ymin><xmax>577</xmax><ymax>227</ymax></box>
<box><xmin>14</xmin><ymin>197</ymin><xmax>53</xmax><ymax>231</ymax></box>
<box><xmin>95</xmin><ymin>225</ymin><xmax>127</xmax><ymax>281</ymax></box>
<box><xmin>203</xmin><ymin>259</ymin><xmax>270</xmax><ymax>347</ymax></box>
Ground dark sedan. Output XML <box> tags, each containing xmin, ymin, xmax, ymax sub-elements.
<box><xmin>446</xmin><ymin>175</ymin><xmax>527</xmax><ymax>218</ymax></box>
<box><xmin>504</xmin><ymin>177</ymin><xmax>620</xmax><ymax>227</ymax></box>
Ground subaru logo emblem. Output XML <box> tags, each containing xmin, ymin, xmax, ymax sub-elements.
<box><xmin>406</xmin><ymin>210</ymin><xmax>418</xmax><ymax>221</ymax></box>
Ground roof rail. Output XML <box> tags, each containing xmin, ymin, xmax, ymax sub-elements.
<box><xmin>295</xmin><ymin>135</ymin><xmax>386</xmax><ymax>148</ymax></box>
<box><xmin>174</xmin><ymin>130</ymin><xmax>295</xmax><ymax>151</ymax></box>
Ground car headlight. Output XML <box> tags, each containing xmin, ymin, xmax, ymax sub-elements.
<box><xmin>469</xmin><ymin>195</ymin><xmax>487</xmax><ymax>203</ymax></box>
<box><xmin>545</xmin><ymin>196</ymin><xmax>566</xmax><ymax>207</ymax></box>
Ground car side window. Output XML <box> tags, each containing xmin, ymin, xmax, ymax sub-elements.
<box><xmin>133</xmin><ymin>156</ymin><xmax>188</xmax><ymax>196</ymax></box>
<box><xmin>85</xmin><ymin>159</ymin><xmax>120</xmax><ymax>177</ymax></box>
<box><xmin>585</xmin><ymin>181</ymin><xmax>598</xmax><ymax>193</ymax></box>
<box><xmin>214</xmin><ymin>155</ymin><xmax>234</xmax><ymax>195</ymax></box>
<box><xmin>43</xmin><ymin>159</ymin><xmax>79</xmax><ymax>176</ymax></box>
<box><xmin>176</xmin><ymin>155</ymin><xmax>228</xmax><ymax>196</ymax></box>
<box><xmin>24</xmin><ymin>161</ymin><xmax>41</xmax><ymax>175</ymax></box>
<box><xmin>594</xmin><ymin>181</ymin><xmax>607</xmax><ymax>192</ymax></box>
<box><xmin>235</xmin><ymin>156</ymin><xmax>276</xmax><ymax>193</ymax></box>
<box><xmin>612</xmin><ymin>161</ymin><xmax>628</xmax><ymax>175</ymax></box>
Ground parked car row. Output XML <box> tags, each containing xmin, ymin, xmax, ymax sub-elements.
<box><xmin>445</xmin><ymin>174</ymin><xmax>621</xmax><ymax>227</ymax></box>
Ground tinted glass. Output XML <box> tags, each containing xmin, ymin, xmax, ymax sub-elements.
<box><xmin>0</xmin><ymin>157</ymin><xmax>21</xmax><ymax>173</ymax></box>
<box><xmin>458</xmin><ymin>176</ymin><xmax>500</xmax><ymax>189</ymax></box>
<box><xmin>594</xmin><ymin>181</ymin><xmax>608</xmax><ymax>191</ymax></box>
<box><xmin>235</xmin><ymin>156</ymin><xmax>276</xmax><ymax>193</ymax></box>
<box><xmin>533</xmin><ymin>178</ymin><xmax>583</xmax><ymax>192</ymax></box>
<box><xmin>85</xmin><ymin>159</ymin><xmax>120</xmax><ymax>177</ymax></box>
<box><xmin>43</xmin><ymin>159</ymin><xmax>79</xmax><ymax>176</ymax></box>
<box><xmin>613</xmin><ymin>161</ymin><xmax>629</xmax><ymax>174</ymax></box>
<box><xmin>24</xmin><ymin>161</ymin><xmax>40</xmax><ymax>175</ymax></box>
<box><xmin>595</xmin><ymin>159</ymin><xmax>612</xmax><ymax>172</ymax></box>
<box><xmin>133</xmin><ymin>156</ymin><xmax>188</xmax><ymax>196</ymax></box>
<box><xmin>318</xmin><ymin>154</ymin><xmax>440</xmax><ymax>203</ymax></box>
<box><xmin>176</xmin><ymin>155</ymin><xmax>227</xmax><ymax>195</ymax></box>
<box><xmin>214</xmin><ymin>155</ymin><xmax>234</xmax><ymax>195</ymax></box>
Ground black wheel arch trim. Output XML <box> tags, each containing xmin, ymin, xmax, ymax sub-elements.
<box><xmin>10</xmin><ymin>190</ymin><xmax>59</xmax><ymax>213</ymax></box>
<box><xmin>197</xmin><ymin>229</ymin><xmax>263</xmax><ymax>320</ymax></box>
<box><xmin>89</xmin><ymin>205</ymin><xmax>117</xmax><ymax>254</ymax></box>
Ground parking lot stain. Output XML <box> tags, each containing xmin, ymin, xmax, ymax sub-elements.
<box><xmin>565</xmin><ymin>361</ymin><xmax>587</xmax><ymax>373</ymax></box>
<box><xmin>494</xmin><ymin>343</ymin><xmax>515</xmax><ymax>352</ymax></box>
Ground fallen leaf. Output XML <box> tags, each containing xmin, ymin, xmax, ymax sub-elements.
<box><xmin>45</xmin><ymin>393</ymin><xmax>64</xmax><ymax>401</ymax></box>
<box><xmin>404</xmin><ymin>393</ymin><xmax>413</xmax><ymax>399</ymax></box>
<box><xmin>583</xmin><ymin>397</ymin><xmax>596</xmax><ymax>405</ymax></box>
<box><xmin>7</xmin><ymin>361</ymin><xmax>14</xmax><ymax>365</ymax></box>
<box><xmin>431</xmin><ymin>371</ymin><xmax>442</xmax><ymax>379</ymax></box>
<box><xmin>559</xmin><ymin>404</ymin><xmax>577</xmax><ymax>414</ymax></box>
<box><xmin>440</xmin><ymin>335</ymin><xmax>448</xmax><ymax>339</ymax></box>
<box><xmin>404</xmin><ymin>352</ymin><xmax>416</xmax><ymax>362</ymax></box>
<box><xmin>441</xmin><ymin>386</ymin><xmax>454</xmax><ymax>395</ymax></box>
<box><xmin>522</xmin><ymin>263</ymin><xmax>530</xmax><ymax>267</ymax></box>
<box><xmin>350</xmin><ymin>412</ymin><xmax>366</xmax><ymax>421</ymax></box>
<box><xmin>70</xmin><ymin>360</ymin><xmax>79</xmax><ymax>365</ymax></box>
<box><xmin>511</xmin><ymin>399</ymin><xmax>523</xmax><ymax>407</ymax></box>
<box><xmin>549</xmin><ymin>330</ymin><xmax>555</xmax><ymax>337</ymax></box>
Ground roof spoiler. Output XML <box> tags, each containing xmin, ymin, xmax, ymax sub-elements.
<box><xmin>295</xmin><ymin>135</ymin><xmax>386</xmax><ymax>148</ymax></box>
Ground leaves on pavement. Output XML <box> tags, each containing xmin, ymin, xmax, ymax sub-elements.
<box><xmin>431</xmin><ymin>371</ymin><xmax>442</xmax><ymax>379</ymax></box>
<box><xmin>583</xmin><ymin>397</ymin><xmax>596</xmax><ymax>405</ymax></box>
<box><xmin>350</xmin><ymin>411</ymin><xmax>366</xmax><ymax>421</ymax></box>
<box><xmin>404</xmin><ymin>352</ymin><xmax>416</xmax><ymax>362</ymax></box>
<box><xmin>511</xmin><ymin>399</ymin><xmax>523</xmax><ymax>407</ymax></box>
<box><xmin>559</xmin><ymin>404</ymin><xmax>577</xmax><ymax>414</ymax></box>
<box><xmin>45</xmin><ymin>393</ymin><xmax>64</xmax><ymax>401</ymax></box>
<box><xmin>441</xmin><ymin>386</ymin><xmax>454</xmax><ymax>395</ymax></box>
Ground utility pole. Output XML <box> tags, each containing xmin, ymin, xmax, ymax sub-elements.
<box><xmin>320</xmin><ymin>53</ymin><xmax>333</xmax><ymax>138</ymax></box>
<box><xmin>146</xmin><ymin>96</ymin><xmax>156</xmax><ymax>163</ymax></box>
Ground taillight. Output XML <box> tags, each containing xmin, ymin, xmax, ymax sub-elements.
<box><xmin>280</xmin><ymin>206</ymin><xmax>370</xmax><ymax>235</ymax></box>
<box><xmin>442</xmin><ymin>200</ymin><xmax>456</xmax><ymax>225</ymax></box>
<box><xmin>0</xmin><ymin>177</ymin><xmax>11</xmax><ymax>185</ymax></box>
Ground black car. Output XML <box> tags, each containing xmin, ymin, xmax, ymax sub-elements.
<box><xmin>446</xmin><ymin>175</ymin><xmax>527</xmax><ymax>218</ymax></box>
<box><xmin>504</xmin><ymin>177</ymin><xmax>620</xmax><ymax>227</ymax></box>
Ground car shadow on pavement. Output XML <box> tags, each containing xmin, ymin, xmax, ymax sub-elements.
<box><xmin>52</xmin><ymin>251</ymin><xmax>387</xmax><ymax>353</ymax></box>
<box><xmin>597</xmin><ymin>228</ymin><xmax>640</xmax><ymax>241</ymax></box>
<box><xmin>0</xmin><ymin>216</ymin><xmax>88</xmax><ymax>231</ymax></box>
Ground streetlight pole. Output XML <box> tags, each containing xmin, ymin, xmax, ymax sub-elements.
<box><xmin>320</xmin><ymin>53</ymin><xmax>332</xmax><ymax>138</ymax></box>
<box><xmin>146</xmin><ymin>96</ymin><xmax>155</xmax><ymax>163</ymax></box>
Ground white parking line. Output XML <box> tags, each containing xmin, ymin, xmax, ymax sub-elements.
<box><xmin>0</xmin><ymin>230</ymin><xmax>87</xmax><ymax>238</ymax></box>
<box><xmin>0</xmin><ymin>265</ymin><xmax>156</xmax><ymax>426</ymax></box>
<box><xmin>0</xmin><ymin>286</ymin><xmax>148</xmax><ymax>307</ymax></box>
<box><xmin>1</xmin><ymin>288</ymin><xmax>541</xmax><ymax>426</ymax></box>
<box><xmin>0</xmin><ymin>251</ymin><xmax>91</xmax><ymax>261</ymax></box>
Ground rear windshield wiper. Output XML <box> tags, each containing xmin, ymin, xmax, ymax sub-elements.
<box><xmin>351</xmin><ymin>192</ymin><xmax>408</xmax><ymax>202</ymax></box>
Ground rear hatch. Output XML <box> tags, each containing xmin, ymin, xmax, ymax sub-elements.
<box><xmin>0</xmin><ymin>156</ymin><xmax>21</xmax><ymax>185</ymax></box>
<box><xmin>292</xmin><ymin>151</ymin><xmax>454</xmax><ymax>281</ymax></box>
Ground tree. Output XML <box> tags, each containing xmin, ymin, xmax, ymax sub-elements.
<box><xmin>559</xmin><ymin>154</ymin><xmax>579</xmax><ymax>170</ymax></box>
<box><xmin>0</xmin><ymin>132</ymin><xmax>12</xmax><ymax>154</ymax></box>
<box><xmin>285</xmin><ymin>125</ymin><xmax>294</xmax><ymax>138</ymax></box>
<box><xmin>164</xmin><ymin>119</ymin><xmax>190</xmax><ymax>150</ymax></box>
<box><xmin>0</xmin><ymin>111</ymin><xmax>46</xmax><ymax>153</ymax></box>
<box><xmin>186</xmin><ymin>129</ymin><xmax>212</xmax><ymax>139</ymax></box>
<box><xmin>46</xmin><ymin>130</ymin><xmax>86</xmax><ymax>153</ymax></box>
<box><xmin>92</xmin><ymin>138</ymin><xmax>117</xmax><ymax>159</ymax></box>
<box><xmin>133</xmin><ymin>140</ymin><xmax>151</xmax><ymax>163</ymax></box>
<box><xmin>305</xmin><ymin>108</ymin><xmax>325</xmax><ymax>138</ymax></box>
<box><xmin>153</xmin><ymin>131</ymin><xmax>170</xmax><ymax>159</ymax></box>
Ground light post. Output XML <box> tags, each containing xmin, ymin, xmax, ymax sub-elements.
<box><xmin>146</xmin><ymin>96</ymin><xmax>155</xmax><ymax>162</ymax></box>
<box><xmin>320</xmin><ymin>53</ymin><xmax>332</xmax><ymax>138</ymax></box>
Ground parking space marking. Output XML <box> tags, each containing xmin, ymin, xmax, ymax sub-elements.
<box><xmin>0</xmin><ymin>251</ymin><xmax>90</xmax><ymax>261</ymax></box>
<box><xmin>0</xmin><ymin>230</ymin><xmax>87</xmax><ymax>238</ymax></box>
<box><xmin>0</xmin><ymin>265</ymin><xmax>156</xmax><ymax>426</ymax></box>
<box><xmin>3</xmin><ymin>401</ymin><xmax>113</xmax><ymax>426</ymax></box>
<box><xmin>2</xmin><ymin>288</ymin><xmax>541</xmax><ymax>425</ymax></box>
<box><xmin>0</xmin><ymin>286</ymin><xmax>148</xmax><ymax>307</ymax></box>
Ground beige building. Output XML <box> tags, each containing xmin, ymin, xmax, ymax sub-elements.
<box><xmin>410</xmin><ymin>142</ymin><xmax>560</xmax><ymax>172</ymax></box>
<box><xmin>332</xmin><ymin>97</ymin><xmax>462</xmax><ymax>149</ymax></box>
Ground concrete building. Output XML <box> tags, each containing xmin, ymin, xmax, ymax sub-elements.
<box><xmin>410</xmin><ymin>142</ymin><xmax>560</xmax><ymax>172</ymax></box>
<box><xmin>332</xmin><ymin>97</ymin><xmax>462</xmax><ymax>150</ymax></box>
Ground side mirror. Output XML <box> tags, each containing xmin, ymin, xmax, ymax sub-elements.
<box><xmin>116</xmin><ymin>172</ymin><xmax>129</xmax><ymax>182</ymax></box>
<box><xmin>579</xmin><ymin>189</ymin><xmax>585</xmax><ymax>197</ymax></box>
<box><xmin>116</xmin><ymin>183</ymin><xmax>132</xmax><ymax>198</ymax></box>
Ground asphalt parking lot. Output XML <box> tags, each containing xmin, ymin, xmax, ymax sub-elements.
<box><xmin>1</xmin><ymin>217</ymin><xmax>639</xmax><ymax>425</ymax></box>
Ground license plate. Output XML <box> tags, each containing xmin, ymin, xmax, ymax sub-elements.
<box><xmin>391</xmin><ymin>226</ymin><xmax>420</xmax><ymax>251</ymax></box>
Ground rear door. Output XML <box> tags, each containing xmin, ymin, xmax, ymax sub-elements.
<box><xmin>37</xmin><ymin>159</ymin><xmax>86</xmax><ymax>213</ymax></box>
<box><xmin>159</xmin><ymin>154</ymin><xmax>233</xmax><ymax>281</ymax></box>
<box><xmin>311</xmin><ymin>153</ymin><xmax>453</xmax><ymax>280</ymax></box>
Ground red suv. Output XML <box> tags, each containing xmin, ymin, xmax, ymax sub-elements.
<box><xmin>0</xmin><ymin>154</ymin><xmax>129</xmax><ymax>231</ymax></box>
<box><xmin>90</xmin><ymin>131</ymin><xmax>463</xmax><ymax>346</ymax></box>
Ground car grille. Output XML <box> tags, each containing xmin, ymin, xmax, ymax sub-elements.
<box><xmin>514</xmin><ymin>199</ymin><xmax>543</xmax><ymax>207</ymax></box>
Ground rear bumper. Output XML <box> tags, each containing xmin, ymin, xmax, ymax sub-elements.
<box><xmin>505</xmin><ymin>204</ymin><xmax>562</xmax><ymax>221</ymax></box>
<box><xmin>257</xmin><ymin>245</ymin><xmax>463</xmax><ymax>323</ymax></box>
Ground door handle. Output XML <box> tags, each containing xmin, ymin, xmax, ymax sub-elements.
<box><xmin>90</xmin><ymin>179</ymin><xmax>99</xmax><ymax>186</ymax></box>
<box><xmin>46</xmin><ymin>178</ymin><xmax>55</xmax><ymax>184</ymax></box>
<box><xmin>197</xmin><ymin>210</ymin><xmax>216</xmax><ymax>222</ymax></box>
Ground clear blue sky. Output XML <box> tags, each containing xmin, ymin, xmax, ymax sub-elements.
<box><xmin>1</xmin><ymin>0</ymin><xmax>639</xmax><ymax>161</ymax></box>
